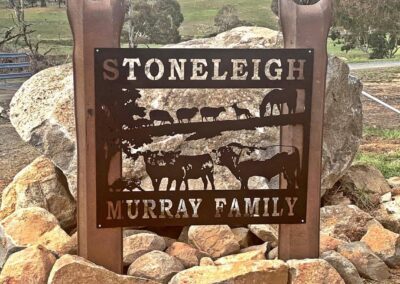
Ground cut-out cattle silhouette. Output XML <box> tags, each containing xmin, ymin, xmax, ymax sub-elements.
<box><xmin>142</xmin><ymin>151</ymin><xmax>184</xmax><ymax>191</ymax></box>
<box><xmin>215</xmin><ymin>143</ymin><xmax>300</xmax><ymax>190</ymax></box>
<box><xmin>260</xmin><ymin>88</ymin><xmax>298</xmax><ymax>117</ymax></box>
<box><xmin>176</xmin><ymin>107</ymin><xmax>199</xmax><ymax>123</ymax></box>
<box><xmin>200</xmin><ymin>107</ymin><xmax>226</xmax><ymax>121</ymax></box>
<box><xmin>149</xmin><ymin>110</ymin><xmax>174</xmax><ymax>125</ymax></box>
<box><xmin>142</xmin><ymin>151</ymin><xmax>215</xmax><ymax>191</ymax></box>
<box><xmin>232</xmin><ymin>103</ymin><xmax>253</xmax><ymax>120</ymax></box>
<box><xmin>110</xmin><ymin>177</ymin><xmax>144</xmax><ymax>192</ymax></box>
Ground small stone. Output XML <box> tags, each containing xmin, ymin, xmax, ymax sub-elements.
<box><xmin>320</xmin><ymin>205</ymin><xmax>375</xmax><ymax>241</ymax></box>
<box><xmin>0</xmin><ymin>245</ymin><xmax>56</xmax><ymax>284</ymax></box>
<box><xmin>123</xmin><ymin>229</ymin><xmax>155</xmax><ymax>238</ymax></box>
<box><xmin>287</xmin><ymin>259</ymin><xmax>345</xmax><ymax>284</ymax></box>
<box><xmin>127</xmin><ymin>251</ymin><xmax>184</xmax><ymax>283</ymax></box>
<box><xmin>0</xmin><ymin>156</ymin><xmax>76</xmax><ymax>231</ymax></box>
<box><xmin>322</xmin><ymin>250</ymin><xmax>363</xmax><ymax>284</ymax></box>
<box><xmin>268</xmin><ymin>247</ymin><xmax>278</xmax><ymax>259</ymax></box>
<box><xmin>388</xmin><ymin>177</ymin><xmax>400</xmax><ymax>188</ymax></box>
<box><xmin>199</xmin><ymin>257</ymin><xmax>214</xmax><ymax>266</ymax></box>
<box><xmin>177</xmin><ymin>226</ymin><xmax>189</xmax><ymax>244</ymax></box>
<box><xmin>0</xmin><ymin>207</ymin><xmax>74</xmax><ymax>255</ymax></box>
<box><xmin>248</xmin><ymin>224</ymin><xmax>278</xmax><ymax>246</ymax></box>
<box><xmin>337</xmin><ymin>241</ymin><xmax>390</xmax><ymax>281</ymax></box>
<box><xmin>170</xmin><ymin>260</ymin><xmax>288</xmax><ymax>284</ymax></box>
<box><xmin>188</xmin><ymin>225</ymin><xmax>240</xmax><ymax>258</ymax></box>
<box><xmin>214</xmin><ymin>249</ymin><xmax>266</xmax><ymax>265</ymax></box>
<box><xmin>373</xmin><ymin>199</ymin><xmax>400</xmax><ymax>233</ymax></box>
<box><xmin>320</xmin><ymin>233</ymin><xmax>347</xmax><ymax>253</ymax></box>
<box><xmin>361</xmin><ymin>223</ymin><xmax>400</xmax><ymax>265</ymax></box>
<box><xmin>380</xmin><ymin>192</ymin><xmax>392</xmax><ymax>203</ymax></box>
<box><xmin>0</xmin><ymin>225</ymin><xmax>18</xmax><ymax>269</ymax></box>
<box><xmin>123</xmin><ymin>233</ymin><xmax>166</xmax><ymax>266</ymax></box>
<box><xmin>240</xmin><ymin>242</ymin><xmax>271</xmax><ymax>254</ymax></box>
<box><xmin>166</xmin><ymin>242</ymin><xmax>207</xmax><ymax>268</ymax></box>
<box><xmin>48</xmin><ymin>254</ymin><xmax>156</xmax><ymax>284</ymax></box>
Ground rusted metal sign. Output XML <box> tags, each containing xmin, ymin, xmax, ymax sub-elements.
<box><xmin>95</xmin><ymin>48</ymin><xmax>314</xmax><ymax>228</ymax></box>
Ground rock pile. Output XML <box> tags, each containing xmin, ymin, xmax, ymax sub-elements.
<box><xmin>3</xmin><ymin>26</ymin><xmax>400</xmax><ymax>283</ymax></box>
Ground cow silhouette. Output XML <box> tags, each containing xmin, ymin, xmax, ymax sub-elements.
<box><xmin>232</xmin><ymin>103</ymin><xmax>253</xmax><ymax>120</ymax></box>
<box><xmin>177</xmin><ymin>154</ymin><xmax>215</xmax><ymax>190</ymax></box>
<box><xmin>142</xmin><ymin>151</ymin><xmax>184</xmax><ymax>191</ymax></box>
<box><xmin>176</xmin><ymin>107</ymin><xmax>199</xmax><ymax>123</ymax></box>
<box><xmin>142</xmin><ymin>151</ymin><xmax>215</xmax><ymax>191</ymax></box>
<box><xmin>215</xmin><ymin>143</ymin><xmax>300</xmax><ymax>190</ymax></box>
<box><xmin>200</xmin><ymin>107</ymin><xmax>226</xmax><ymax>122</ymax></box>
<box><xmin>260</xmin><ymin>88</ymin><xmax>298</xmax><ymax>117</ymax></box>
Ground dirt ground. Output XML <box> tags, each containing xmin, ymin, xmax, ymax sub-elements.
<box><xmin>353</xmin><ymin>68</ymin><xmax>400</xmax><ymax>154</ymax></box>
<box><xmin>353</xmin><ymin>67</ymin><xmax>400</xmax><ymax>129</ymax></box>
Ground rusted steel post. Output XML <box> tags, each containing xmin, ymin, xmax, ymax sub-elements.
<box><xmin>279</xmin><ymin>0</ymin><xmax>333</xmax><ymax>260</ymax></box>
<box><xmin>67</xmin><ymin>0</ymin><xmax>125</xmax><ymax>272</ymax></box>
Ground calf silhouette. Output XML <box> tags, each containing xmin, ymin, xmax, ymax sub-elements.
<box><xmin>176</xmin><ymin>107</ymin><xmax>199</xmax><ymax>123</ymax></box>
<box><xmin>200</xmin><ymin>107</ymin><xmax>226</xmax><ymax>122</ymax></box>
<box><xmin>232</xmin><ymin>103</ymin><xmax>253</xmax><ymax>120</ymax></box>
<box><xmin>260</xmin><ymin>88</ymin><xmax>298</xmax><ymax>117</ymax></box>
<box><xmin>149</xmin><ymin>110</ymin><xmax>174</xmax><ymax>125</ymax></box>
<box><xmin>110</xmin><ymin>177</ymin><xmax>144</xmax><ymax>192</ymax></box>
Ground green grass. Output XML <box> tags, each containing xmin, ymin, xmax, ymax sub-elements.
<box><xmin>0</xmin><ymin>2</ymin><xmax>399</xmax><ymax>62</ymax></box>
<box><xmin>355</xmin><ymin>127</ymin><xmax>400</xmax><ymax>179</ymax></box>
<box><xmin>363</xmin><ymin>127</ymin><xmax>400</xmax><ymax>140</ymax></box>
<box><xmin>355</xmin><ymin>151</ymin><xmax>400</xmax><ymax>179</ymax></box>
<box><xmin>328</xmin><ymin>39</ymin><xmax>400</xmax><ymax>63</ymax></box>
<box><xmin>178</xmin><ymin>0</ymin><xmax>277</xmax><ymax>38</ymax></box>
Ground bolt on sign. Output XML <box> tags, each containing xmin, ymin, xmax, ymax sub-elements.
<box><xmin>95</xmin><ymin>48</ymin><xmax>314</xmax><ymax>228</ymax></box>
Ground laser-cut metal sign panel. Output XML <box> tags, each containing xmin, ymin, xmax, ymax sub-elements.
<box><xmin>94</xmin><ymin>48</ymin><xmax>314</xmax><ymax>228</ymax></box>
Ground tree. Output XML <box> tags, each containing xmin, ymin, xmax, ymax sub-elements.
<box><xmin>214</xmin><ymin>5</ymin><xmax>242</xmax><ymax>33</ymax></box>
<box><xmin>125</xmin><ymin>0</ymin><xmax>184</xmax><ymax>46</ymax></box>
<box><xmin>332</xmin><ymin>0</ymin><xmax>400</xmax><ymax>59</ymax></box>
<box><xmin>40</xmin><ymin>0</ymin><xmax>46</xmax><ymax>7</ymax></box>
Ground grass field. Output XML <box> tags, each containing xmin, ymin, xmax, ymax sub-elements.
<box><xmin>0</xmin><ymin>2</ymin><xmax>399</xmax><ymax>62</ymax></box>
<box><xmin>356</xmin><ymin>127</ymin><xmax>400</xmax><ymax>178</ymax></box>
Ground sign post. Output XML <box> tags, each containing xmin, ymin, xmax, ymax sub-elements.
<box><xmin>278</xmin><ymin>0</ymin><xmax>333</xmax><ymax>260</ymax></box>
<box><xmin>67</xmin><ymin>1</ymin><xmax>125</xmax><ymax>273</ymax></box>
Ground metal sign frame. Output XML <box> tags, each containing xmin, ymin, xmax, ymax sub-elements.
<box><xmin>67</xmin><ymin>0</ymin><xmax>332</xmax><ymax>273</ymax></box>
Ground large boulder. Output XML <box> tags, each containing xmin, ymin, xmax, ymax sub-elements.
<box><xmin>48</xmin><ymin>254</ymin><xmax>157</xmax><ymax>284</ymax></box>
<box><xmin>0</xmin><ymin>156</ymin><xmax>76</xmax><ymax>231</ymax></box>
<box><xmin>320</xmin><ymin>205</ymin><xmax>376</xmax><ymax>241</ymax></box>
<box><xmin>337</xmin><ymin>241</ymin><xmax>390</xmax><ymax>281</ymax></box>
<box><xmin>188</xmin><ymin>225</ymin><xmax>240</xmax><ymax>258</ymax></box>
<box><xmin>321</xmin><ymin>250</ymin><xmax>363</xmax><ymax>284</ymax></box>
<box><xmin>0</xmin><ymin>207</ymin><xmax>75</xmax><ymax>255</ymax></box>
<box><xmin>361</xmin><ymin>223</ymin><xmax>400</xmax><ymax>266</ymax></box>
<box><xmin>9</xmin><ymin>27</ymin><xmax>362</xmax><ymax>198</ymax></box>
<box><xmin>0</xmin><ymin>245</ymin><xmax>56</xmax><ymax>284</ymax></box>
<box><xmin>123</xmin><ymin>233</ymin><xmax>166</xmax><ymax>266</ymax></box>
<box><xmin>127</xmin><ymin>251</ymin><xmax>184</xmax><ymax>283</ymax></box>
<box><xmin>170</xmin><ymin>259</ymin><xmax>288</xmax><ymax>284</ymax></box>
<box><xmin>166</xmin><ymin>242</ymin><xmax>207</xmax><ymax>268</ymax></box>
<box><xmin>336</xmin><ymin>164</ymin><xmax>392</xmax><ymax>208</ymax></box>
<box><xmin>287</xmin><ymin>259</ymin><xmax>345</xmax><ymax>284</ymax></box>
